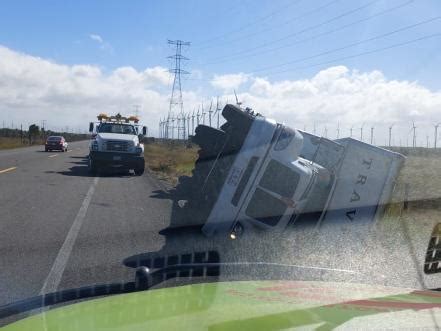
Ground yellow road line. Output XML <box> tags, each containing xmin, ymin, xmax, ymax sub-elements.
<box><xmin>0</xmin><ymin>166</ymin><xmax>17</xmax><ymax>174</ymax></box>
<box><xmin>48</xmin><ymin>154</ymin><xmax>58</xmax><ymax>158</ymax></box>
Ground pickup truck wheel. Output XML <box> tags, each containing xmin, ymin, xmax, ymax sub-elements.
<box><xmin>88</xmin><ymin>158</ymin><xmax>97</xmax><ymax>175</ymax></box>
<box><xmin>134</xmin><ymin>166</ymin><xmax>144</xmax><ymax>176</ymax></box>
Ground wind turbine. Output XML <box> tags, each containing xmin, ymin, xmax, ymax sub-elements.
<box><xmin>234</xmin><ymin>90</ymin><xmax>242</xmax><ymax>107</ymax></box>
<box><xmin>191</xmin><ymin>110</ymin><xmax>195</xmax><ymax>135</ymax></box>
<box><xmin>434</xmin><ymin>122</ymin><xmax>441</xmax><ymax>149</ymax></box>
<box><xmin>412</xmin><ymin>122</ymin><xmax>417</xmax><ymax>148</ymax></box>
<box><xmin>215</xmin><ymin>96</ymin><xmax>221</xmax><ymax>129</ymax></box>
<box><xmin>208</xmin><ymin>99</ymin><xmax>213</xmax><ymax>127</ymax></box>
<box><xmin>388</xmin><ymin>124</ymin><xmax>394</xmax><ymax>147</ymax></box>
<box><xmin>360</xmin><ymin>122</ymin><xmax>365</xmax><ymax>142</ymax></box>
<box><xmin>201</xmin><ymin>103</ymin><xmax>206</xmax><ymax>125</ymax></box>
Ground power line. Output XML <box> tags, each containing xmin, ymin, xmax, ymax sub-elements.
<box><xmin>197</xmin><ymin>0</ymin><xmax>339</xmax><ymax>51</ymax></box>
<box><xmin>195</xmin><ymin>0</ymin><xmax>303</xmax><ymax>48</ymax></box>
<box><xmin>201</xmin><ymin>0</ymin><xmax>414</xmax><ymax>65</ymax></box>
<box><xmin>248</xmin><ymin>16</ymin><xmax>441</xmax><ymax>74</ymax></box>
<box><xmin>258</xmin><ymin>33</ymin><xmax>441</xmax><ymax>78</ymax></box>
<box><xmin>197</xmin><ymin>0</ymin><xmax>380</xmax><ymax>59</ymax></box>
<box><xmin>187</xmin><ymin>32</ymin><xmax>441</xmax><ymax>83</ymax></box>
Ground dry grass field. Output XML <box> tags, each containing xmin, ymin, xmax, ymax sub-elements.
<box><xmin>0</xmin><ymin>137</ymin><xmax>27</xmax><ymax>150</ymax></box>
<box><xmin>144</xmin><ymin>141</ymin><xmax>199</xmax><ymax>185</ymax></box>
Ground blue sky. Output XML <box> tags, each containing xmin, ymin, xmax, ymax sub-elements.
<box><xmin>0</xmin><ymin>0</ymin><xmax>440</xmax><ymax>89</ymax></box>
<box><xmin>0</xmin><ymin>0</ymin><xmax>441</xmax><ymax>143</ymax></box>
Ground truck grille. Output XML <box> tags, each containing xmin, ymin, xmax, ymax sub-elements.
<box><xmin>105</xmin><ymin>141</ymin><xmax>129</xmax><ymax>152</ymax></box>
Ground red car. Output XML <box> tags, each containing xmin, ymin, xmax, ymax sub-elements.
<box><xmin>45</xmin><ymin>136</ymin><xmax>68</xmax><ymax>152</ymax></box>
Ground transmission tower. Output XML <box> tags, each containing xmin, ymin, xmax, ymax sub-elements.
<box><xmin>167</xmin><ymin>39</ymin><xmax>190</xmax><ymax>139</ymax></box>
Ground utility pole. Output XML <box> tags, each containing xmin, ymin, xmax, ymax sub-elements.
<box><xmin>313</xmin><ymin>122</ymin><xmax>317</xmax><ymax>135</ymax></box>
<box><xmin>434</xmin><ymin>123</ymin><xmax>440</xmax><ymax>149</ymax></box>
<box><xmin>360</xmin><ymin>123</ymin><xmax>365</xmax><ymax>142</ymax></box>
<box><xmin>370</xmin><ymin>126</ymin><xmax>374</xmax><ymax>145</ymax></box>
<box><xmin>167</xmin><ymin>39</ymin><xmax>190</xmax><ymax>139</ymax></box>
<box><xmin>350</xmin><ymin>125</ymin><xmax>354</xmax><ymax>138</ymax></box>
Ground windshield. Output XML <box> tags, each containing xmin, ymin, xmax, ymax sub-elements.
<box><xmin>1</xmin><ymin>1</ymin><xmax>441</xmax><ymax>330</ymax></box>
<box><xmin>98</xmin><ymin>123</ymin><xmax>136</xmax><ymax>135</ymax></box>
<box><xmin>47</xmin><ymin>136</ymin><xmax>62</xmax><ymax>141</ymax></box>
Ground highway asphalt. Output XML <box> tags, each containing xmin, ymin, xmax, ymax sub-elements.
<box><xmin>0</xmin><ymin>141</ymin><xmax>171</xmax><ymax>307</ymax></box>
<box><xmin>0</xmin><ymin>141</ymin><xmax>440</xmax><ymax>311</ymax></box>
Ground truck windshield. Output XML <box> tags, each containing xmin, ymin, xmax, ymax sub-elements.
<box><xmin>98</xmin><ymin>124</ymin><xmax>136</xmax><ymax>135</ymax></box>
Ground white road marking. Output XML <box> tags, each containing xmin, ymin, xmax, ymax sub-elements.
<box><xmin>40</xmin><ymin>177</ymin><xmax>99</xmax><ymax>294</ymax></box>
<box><xmin>66</xmin><ymin>150</ymin><xmax>72</xmax><ymax>153</ymax></box>
<box><xmin>48</xmin><ymin>154</ymin><xmax>58</xmax><ymax>158</ymax></box>
<box><xmin>0</xmin><ymin>166</ymin><xmax>17</xmax><ymax>174</ymax></box>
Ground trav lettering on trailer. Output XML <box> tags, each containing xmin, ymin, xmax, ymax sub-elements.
<box><xmin>318</xmin><ymin>138</ymin><xmax>403</xmax><ymax>233</ymax></box>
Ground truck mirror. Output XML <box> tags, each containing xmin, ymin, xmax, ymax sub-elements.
<box><xmin>89</xmin><ymin>122</ymin><xmax>94</xmax><ymax>133</ymax></box>
<box><xmin>142</xmin><ymin>126</ymin><xmax>147</xmax><ymax>136</ymax></box>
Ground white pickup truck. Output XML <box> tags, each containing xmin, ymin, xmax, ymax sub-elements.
<box><xmin>88</xmin><ymin>114</ymin><xmax>147</xmax><ymax>175</ymax></box>
<box><xmin>179</xmin><ymin>104</ymin><xmax>405</xmax><ymax>239</ymax></box>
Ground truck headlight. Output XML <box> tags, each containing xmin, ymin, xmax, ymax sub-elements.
<box><xmin>274</xmin><ymin>127</ymin><xmax>295</xmax><ymax>151</ymax></box>
<box><xmin>135</xmin><ymin>147</ymin><xmax>143</xmax><ymax>154</ymax></box>
<box><xmin>91</xmin><ymin>141</ymin><xmax>98</xmax><ymax>151</ymax></box>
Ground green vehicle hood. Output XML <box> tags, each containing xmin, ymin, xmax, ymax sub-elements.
<box><xmin>3</xmin><ymin>281</ymin><xmax>441</xmax><ymax>330</ymax></box>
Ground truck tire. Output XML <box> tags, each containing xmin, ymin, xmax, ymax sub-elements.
<box><xmin>134</xmin><ymin>165</ymin><xmax>145</xmax><ymax>176</ymax></box>
<box><xmin>88</xmin><ymin>158</ymin><xmax>97</xmax><ymax>175</ymax></box>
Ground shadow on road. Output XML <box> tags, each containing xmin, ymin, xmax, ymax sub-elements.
<box><xmin>45</xmin><ymin>156</ymin><xmax>134</xmax><ymax>178</ymax></box>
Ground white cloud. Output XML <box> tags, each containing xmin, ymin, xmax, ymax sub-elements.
<box><xmin>0</xmin><ymin>46</ymin><xmax>170</xmax><ymax>133</ymax></box>
<box><xmin>89</xmin><ymin>34</ymin><xmax>103</xmax><ymax>44</ymax></box>
<box><xmin>0</xmin><ymin>43</ymin><xmax>440</xmax><ymax>144</ymax></box>
<box><xmin>211</xmin><ymin>72</ymin><xmax>250</xmax><ymax>91</ymax></box>
<box><xmin>240</xmin><ymin>66</ymin><xmax>441</xmax><ymax>146</ymax></box>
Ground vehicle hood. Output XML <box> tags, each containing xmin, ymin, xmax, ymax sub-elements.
<box><xmin>97</xmin><ymin>133</ymin><xmax>137</xmax><ymax>142</ymax></box>
<box><xmin>3</xmin><ymin>281</ymin><xmax>441</xmax><ymax>330</ymax></box>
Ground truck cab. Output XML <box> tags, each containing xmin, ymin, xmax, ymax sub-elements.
<box><xmin>88</xmin><ymin>113</ymin><xmax>147</xmax><ymax>175</ymax></box>
<box><xmin>201</xmin><ymin>110</ymin><xmax>332</xmax><ymax>237</ymax></box>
